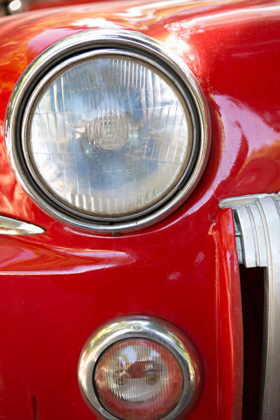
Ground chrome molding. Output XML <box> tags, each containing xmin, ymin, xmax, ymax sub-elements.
<box><xmin>78</xmin><ymin>316</ymin><xmax>202</xmax><ymax>420</ymax></box>
<box><xmin>6</xmin><ymin>0</ymin><xmax>27</xmax><ymax>14</ymax></box>
<box><xmin>6</xmin><ymin>29</ymin><xmax>211</xmax><ymax>233</ymax></box>
<box><xmin>0</xmin><ymin>215</ymin><xmax>44</xmax><ymax>235</ymax></box>
<box><xmin>220</xmin><ymin>192</ymin><xmax>280</xmax><ymax>420</ymax></box>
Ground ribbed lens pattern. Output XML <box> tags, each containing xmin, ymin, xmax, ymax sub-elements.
<box><xmin>28</xmin><ymin>56</ymin><xmax>193</xmax><ymax>218</ymax></box>
<box><xmin>94</xmin><ymin>339</ymin><xmax>183</xmax><ymax>420</ymax></box>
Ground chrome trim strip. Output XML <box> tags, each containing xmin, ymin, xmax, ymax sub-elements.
<box><xmin>6</xmin><ymin>29</ymin><xmax>211</xmax><ymax>233</ymax></box>
<box><xmin>0</xmin><ymin>215</ymin><xmax>44</xmax><ymax>235</ymax></box>
<box><xmin>220</xmin><ymin>193</ymin><xmax>280</xmax><ymax>420</ymax></box>
<box><xmin>78</xmin><ymin>316</ymin><xmax>202</xmax><ymax>420</ymax></box>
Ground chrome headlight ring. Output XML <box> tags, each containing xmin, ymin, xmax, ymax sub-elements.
<box><xmin>6</xmin><ymin>30</ymin><xmax>211</xmax><ymax>233</ymax></box>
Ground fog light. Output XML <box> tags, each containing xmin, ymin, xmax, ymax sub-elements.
<box><xmin>95</xmin><ymin>339</ymin><xmax>183</xmax><ymax>420</ymax></box>
<box><xmin>78</xmin><ymin>316</ymin><xmax>202</xmax><ymax>420</ymax></box>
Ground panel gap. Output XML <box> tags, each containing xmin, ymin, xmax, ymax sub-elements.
<box><xmin>31</xmin><ymin>395</ymin><xmax>39</xmax><ymax>420</ymax></box>
<box><xmin>240</xmin><ymin>265</ymin><xmax>264</xmax><ymax>419</ymax></box>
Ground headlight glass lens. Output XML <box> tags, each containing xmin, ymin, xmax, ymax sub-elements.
<box><xmin>94</xmin><ymin>338</ymin><xmax>184</xmax><ymax>420</ymax></box>
<box><xmin>27</xmin><ymin>55</ymin><xmax>194</xmax><ymax>219</ymax></box>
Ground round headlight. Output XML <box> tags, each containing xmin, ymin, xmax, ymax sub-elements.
<box><xmin>26</xmin><ymin>54</ymin><xmax>194</xmax><ymax>219</ymax></box>
<box><xmin>6</xmin><ymin>30</ymin><xmax>210</xmax><ymax>232</ymax></box>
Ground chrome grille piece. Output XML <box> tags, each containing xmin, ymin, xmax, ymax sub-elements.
<box><xmin>220</xmin><ymin>192</ymin><xmax>280</xmax><ymax>420</ymax></box>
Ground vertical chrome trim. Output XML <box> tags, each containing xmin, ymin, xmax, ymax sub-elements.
<box><xmin>220</xmin><ymin>193</ymin><xmax>280</xmax><ymax>420</ymax></box>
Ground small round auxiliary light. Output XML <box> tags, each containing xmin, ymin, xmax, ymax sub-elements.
<box><xmin>78</xmin><ymin>316</ymin><xmax>202</xmax><ymax>420</ymax></box>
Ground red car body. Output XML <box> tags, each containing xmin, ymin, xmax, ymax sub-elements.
<box><xmin>27</xmin><ymin>0</ymin><xmax>112</xmax><ymax>10</ymax></box>
<box><xmin>0</xmin><ymin>0</ymin><xmax>278</xmax><ymax>419</ymax></box>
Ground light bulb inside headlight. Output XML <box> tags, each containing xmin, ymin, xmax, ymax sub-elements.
<box><xmin>27</xmin><ymin>55</ymin><xmax>195</xmax><ymax>219</ymax></box>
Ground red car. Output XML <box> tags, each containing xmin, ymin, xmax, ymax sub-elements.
<box><xmin>0</xmin><ymin>0</ymin><xmax>278</xmax><ymax>419</ymax></box>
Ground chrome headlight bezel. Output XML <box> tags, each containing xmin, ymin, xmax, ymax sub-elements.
<box><xmin>6</xmin><ymin>30</ymin><xmax>211</xmax><ymax>233</ymax></box>
<box><xmin>78</xmin><ymin>316</ymin><xmax>202</xmax><ymax>420</ymax></box>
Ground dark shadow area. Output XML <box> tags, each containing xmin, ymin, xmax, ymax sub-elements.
<box><xmin>240</xmin><ymin>265</ymin><xmax>264</xmax><ymax>419</ymax></box>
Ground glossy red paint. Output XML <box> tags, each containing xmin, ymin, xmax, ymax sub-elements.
<box><xmin>213</xmin><ymin>209</ymin><xmax>243</xmax><ymax>419</ymax></box>
<box><xmin>27</xmin><ymin>0</ymin><xmax>114</xmax><ymax>11</ymax></box>
<box><xmin>0</xmin><ymin>0</ymin><xmax>280</xmax><ymax>419</ymax></box>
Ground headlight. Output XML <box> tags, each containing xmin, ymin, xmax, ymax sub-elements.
<box><xmin>27</xmin><ymin>54</ymin><xmax>194</xmax><ymax>219</ymax></box>
<box><xmin>6</xmin><ymin>30</ymin><xmax>210</xmax><ymax>232</ymax></box>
